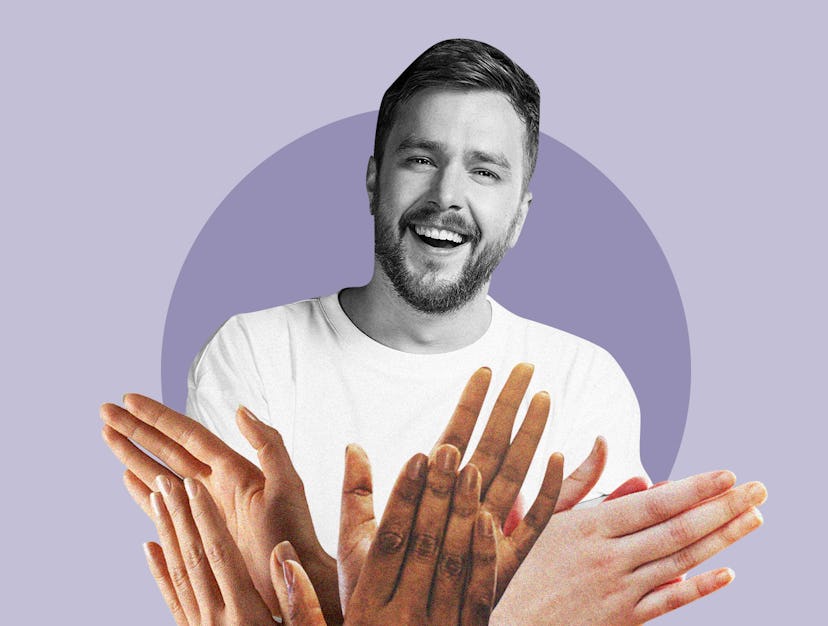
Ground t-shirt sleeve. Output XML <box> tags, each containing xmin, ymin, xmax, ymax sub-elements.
<box><xmin>186</xmin><ymin>315</ymin><xmax>270</xmax><ymax>464</ymax></box>
<box><xmin>565</xmin><ymin>346</ymin><xmax>650</xmax><ymax>498</ymax></box>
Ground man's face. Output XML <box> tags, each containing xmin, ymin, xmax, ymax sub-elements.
<box><xmin>368</xmin><ymin>88</ymin><xmax>532</xmax><ymax>314</ymax></box>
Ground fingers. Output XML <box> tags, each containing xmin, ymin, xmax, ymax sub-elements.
<box><xmin>461</xmin><ymin>512</ymin><xmax>497</xmax><ymax>626</ymax></box>
<box><xmin>634</xmin><ymin>567</ymin><xmax>735</xmax><ymax>622</ymax></box>
<box><xmin>395</xmin><ymin>445</ymin><xmax>461</xmax><ymax>613</ymax></box>
<box><xmin>468</xmin><ymin>363</ymin><xmax>535</xmax><ymax>493</ymax></box>
<box><xmin>432</xmin><ymin>367</ymin><xmax>492</xmax><ymax>456</ymax></box>
<box><xmin>143</xmin><ymin>542</ymin><xmax>189</xmax><ymax>626</ymax></box>
<box><xmin>495</xmin><ymin>453</ymin><xmax>563</xmax><ymax>600</ymax></box>
<box><xmin>338</xmin><ymin>444</ymin><xmax>376</xmax><ymax>610</ymax></box>
<box><xmin>154</xmin><ymin>476</ymin><xmax>224</xmax><ymax>611</ymax></box>
<box><xmin>271</xmin><ymin>542</ymin><xmax>297</xmax><ymax>624</ymax></box>
<box><xmin>481</xmin><ymin>390</ymin><xmax>550</xmax><ymax>523</ymax></box>
<box><xmin>429</xmin><ymin>464</ymin><xmax>482</xmax><ymax>623</ymax></box>
<box><xmin>602</xmin><ymin>470</ymin><xmax>738</xmax><ymax>536</ymax></box>
<box><xmin>101</xmin><ymin>402</ymin><xmax>211</xmax><ymax>483</ymax></box>
<box><xmin>182</xmin><ymin>477</ymin><xmax>269</xmax><ymax>613</ymax></box>
<box><xmin>638</xmin><ymin>506</ymin><xmax>762</xmax><ymax>589</ymax></box>
<box><xmin>553</xmin><ymin>436</ymin><xmax>607</xmax><ymax>512</ymax></box>
<box><xmin>148</xmin><ymin>485</ymin><xmax>200</xmax><ymax>623</ymax></box>
<box><xmin>271</xmin><ymin>543</ymin><xmax>327</xmax><ymax>626</ymax></box>
<box><xmin>102</xmin><ymin>422</ymin><xmax>183</xmax><ymax>496</ymax></box>
<box><xmin>628</xmin><ymin>483</ymin><xmax>766</xmax><ymax>569</ymax></box>
<box><xmin>123</xmin><ymin>469</ymin><xmax>153</xmax><ymax>517</ymax></box>
<box><xmin>355</xmin><ymin>452</ymin><xmax>428</xmax><ymax>603</ymax></box>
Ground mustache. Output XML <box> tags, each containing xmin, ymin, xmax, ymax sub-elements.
<box><xmin>399</xmin><ymin>205</ymin><xmax>481</xmax><ymax>243</ymax></box>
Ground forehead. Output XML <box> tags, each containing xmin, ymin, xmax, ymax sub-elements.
<box><xmin>387</xmin><ymin>89</ymin><xmax>527</xmax><ymax>163</ymax></box>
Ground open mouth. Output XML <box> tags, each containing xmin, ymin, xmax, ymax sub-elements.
<box><xmin>410</xmin><ymin>224</ymin><xmax>467</xmax><ymax>249</ymax></box>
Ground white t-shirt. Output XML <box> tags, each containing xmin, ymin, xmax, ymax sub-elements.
<box><xmin>187</xmin><ymin>293</ymin><xmax>648</xmax><ymax>555</ymax></box>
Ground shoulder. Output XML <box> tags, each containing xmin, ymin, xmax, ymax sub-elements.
<box><xmin>493</xmin><ymin>300</ymin><xmax>622</xmax><ymax>372</ymax></box>
<box><xmin>189</xmin><ymin>297</ymin><xmax>327</xmax><ymax>377</ymax></box>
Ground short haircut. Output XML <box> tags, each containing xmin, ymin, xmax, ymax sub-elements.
<box><xmin>374</xmin><ymin>39</ymin><xmax>540</xmax><ymax>185</ymax></box>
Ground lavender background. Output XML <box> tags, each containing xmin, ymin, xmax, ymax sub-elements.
<box><xmin>4</xmin><ymin>2</ymin><xmax>824</xmax><ymax>623</ymax></box>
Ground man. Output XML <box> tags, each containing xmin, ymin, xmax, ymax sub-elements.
<box><xmin>188</xmin><ymin>38</ymin><xmax>646</xmax><ymax>555</ymax></box>
<box><xmin>110</xmin><ymin>39</ymin><xmax>765</xmax><ymax>623</ymax></box>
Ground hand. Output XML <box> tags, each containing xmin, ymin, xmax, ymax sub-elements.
<box><xmin>281</xmin><ymin>444</ymin><xmax>499</xmax><ymax>625</ymax></box>
<box><xmin>337</xmin><ymin>363</ymin><xmax>565</xmax><ymax>607</ymax></box>
<box><xmin>143</xmin><ymin>475</ymin><xmax>274</xmax><ymax>625</ymax></box>
<box><xmin>492</xmin><ymin>470</ymin><xmax>767</xmax><ymax>624</ymax></box>
<box><xmin>142</xmin><ymin>448</ymin><xmax>494</xmax><ymax>626</ymax></box>
<box><xmin>101</xmin><ymin>398</ymin><xmax>340</xmax><ymax>622</ymax></box>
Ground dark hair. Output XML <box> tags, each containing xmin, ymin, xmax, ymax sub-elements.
<box><xmin>374</xmin><ymin>39</ymin><xmax>540</xmax><ymax>185</ymax></box>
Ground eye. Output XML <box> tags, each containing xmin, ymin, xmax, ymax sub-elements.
<box><xmin>473</xmin><ymin>169</ymin><xmax>500</xmax><ymax>181</ymax></box>
<box><xmin>407</xmin><ymin>157</ymin><xmax>434</xmax><ymax>167</ymax></box>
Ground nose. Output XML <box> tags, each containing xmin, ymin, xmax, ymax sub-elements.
<box><xmin>431</xmin><ymin>163</ymin><xmax>466</xmax><ymax>211</ymax></box>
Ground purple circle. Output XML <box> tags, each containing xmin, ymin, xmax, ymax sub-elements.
<box><xmin>161</xmin><ymin>112</ymin><xmax>690</xmax><ymax>481</ymax></box>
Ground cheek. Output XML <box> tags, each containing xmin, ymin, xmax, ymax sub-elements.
<box><xmin>382</xmin><ymin>170</ymin><xmax>430</xmax><ymax>206</ymax></box>
<box><xmin>472</xmin><ymin>194</ymin><xmax>523</xmax><ymax>237</ymax></box>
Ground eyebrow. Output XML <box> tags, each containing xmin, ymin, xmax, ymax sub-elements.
<box><xmin>395</xmin><ymin>134</ymin><xmax>513</xmax><ymax>171</ymax></box>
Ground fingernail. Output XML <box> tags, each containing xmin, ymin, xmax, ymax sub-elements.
<box><xmin>407</xmin><ymin>454</ymin><xmax>426</xmax><ymax>481</ymax></box>
<box><xmin>716</xmin><ymin>568</ymin><xmax>735</xmax><ymax>585</ymax></box>
<box><xmin>747</xmin><ymin>482</ymin><xmax>767</xmax><ymax>504</ymax></box>
<box><xmin>238</xmin><ymin>405</ymin><xmax>259</xmax><ymax>421</ymax></box>
<box><xmin>150</xmin><ymin>492</ymin><xmax>163</xmax><ymax>517</ymax></box>
<box><xmin>459</xmin><ymin>464</ymin><xmax>480</xmax><ymax>493</ymax></box>
<box><xmin>713</xmin><ymin>470</ymin><xmax>736</xmax><ymax>489</ymax></box>
<box><xmin>749</xmin><ymin>507</ymin><xmax>764</xmax><ymax>525</ymax></box>
<box><xmin>275</xmin><ymin>541</ymin><xmax>299</xmax><ymax>565</ymax></box>
<box><xmin>477</xmin><ymin>512</ymin><xmax>494</xmax><ymax>537</ymax></box>
<box><xmin>283</xmin><ymin>560</ymin><xmax>296</xmax><ymax>591</ymax></box>
<box><xmin>436</xmin><ymin>445</ymin><xmax>458</xmax><ymax>472</ymax></box>
<box><xmin>142</xmin><ymin>542</ymin><xmax>152</xmax><ymax>559</ymax></box>
<box><xmin>184</xmin><ymin>477</ymin><xmax>198</xmax><ymax>499</ymax></box>
<box><xmin>155</xmin><ymin>475</ymin><xmax>171</xmax><ymax>496</ymax></box>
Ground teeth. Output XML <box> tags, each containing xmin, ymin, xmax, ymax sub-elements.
<box><xmin>413</xmin><ymin>225</ymin><xmax>464</xmax><ymax>244</ymax></box>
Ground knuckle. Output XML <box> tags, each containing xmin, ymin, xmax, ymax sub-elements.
<box><xmin>205</xmin><ymin>540</ymin><xmax>232</xmax><ymax>569</ymax></box>
<box><xmin>182</xmin><ymin>543</ymin><xmax>208</xmax><ymax>571</ymax></box>
<box><xmin>664</xmin><ymin>588</ymin><xmax>686</xmax><ymax>612</ymax></box>
<box><xmin>473</xmin><ymin>548</ymin><xmax>497</xmax><ymax>566</ymax></box>
<box><xmin>667</xmin><ymin>515</ymin><xmax>694</xmax><ymax>546</ymax></box>
<box><xmin>438</xmin><ymin>552</ymin><xmax>467</xmax><ymax>578</ymax></box>
<box><xmin>671</xmin><ymin>546</ymin><xmax>697</xmax><ymax>573</ymax></box>
<box><xmin>644</xmin><ymin>493</ymin><xmax>672</xmax><ymax>522</ymax></box>
<box><xmin>397</xmin><ymin>479</ymin><xmax>423</xmax><ymax>504</ymax></box>
<box><xmin>168</xmin><ymin>564</ymin><xmax>191</xmax><ymax>591</ymax></box>
<box><xmin>411</xmin><ymin>531</ymin><xmax>441</xmax><ymax>559</ymax></box>
<box><xmin>376</xmin><ymin>528</ymin><xmax>407</xmax><ymax>554</ymax></box>
<box><xmin>465</xmin><ymin>595</ymin><xmax>492</xmax><ymax>623</ymax></box>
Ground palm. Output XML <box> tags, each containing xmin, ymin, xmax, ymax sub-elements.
<box><xmin>102</xmin><ymin>395</ymin><xmax>341</xmax><ymax>623</ymax></box>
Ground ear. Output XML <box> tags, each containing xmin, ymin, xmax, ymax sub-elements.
<box><xmin>508</xmin><ymin>190</ymin><xmax>531</xmax><ymax>248</ymax></box>
<box><xmin>366</xmin><ymin>156</ymin><xmax>377</xmax><ymax>215</ymax></box>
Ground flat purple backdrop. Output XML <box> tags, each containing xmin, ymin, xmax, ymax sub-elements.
<box><xmin>6</xmin><ymin>3</ymin><xmax>823</xmax><ymax>624</ymax></box>
<box><xmin>161</xmin><ymin>114</ymin><xmax>690</xmax><ymax>482</ymax></box>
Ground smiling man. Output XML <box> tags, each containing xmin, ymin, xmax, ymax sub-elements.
<box><xmin>189</xmin><ymin>39</ymin><xmax>647</xmax><ymax>551</ymax></box>
<box><xmin>174</xmin><ymin>39</ymin><xmax>765</xmax><ymax>623</ymax></box>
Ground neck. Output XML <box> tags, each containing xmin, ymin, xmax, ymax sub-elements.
<box><xmin>339</xmin><ymin>271</ymin><xmax>492</xmax><ymax>354</ymax></box>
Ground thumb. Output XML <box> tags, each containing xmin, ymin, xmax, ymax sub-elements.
<box><xmin>236</xmin><ymin>405</ymin><xmax>301</xmax><ymax>487</ymax></box>
<box><xmin>338</xmin><ymin>444</ymin><xmax>376</xmax><ymax>611</ymax></box>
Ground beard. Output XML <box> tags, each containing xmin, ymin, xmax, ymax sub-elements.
<box><xmin>373</xmin><ymin>200</ymin><xmax>520</xmax><ymax>314</ymax></box>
